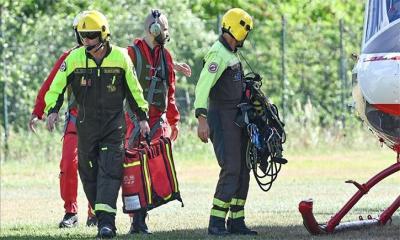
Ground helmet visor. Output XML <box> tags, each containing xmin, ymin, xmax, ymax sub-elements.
<box><xmin>79</xmin><ymin>31</ymin><xmax>101</xmax><ymax>40</ymax></box>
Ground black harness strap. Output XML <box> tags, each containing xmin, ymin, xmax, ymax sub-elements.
<box><xmin>131</xmin><ymin>45</ymin><xmax>143</xmax><ymax>79</ymax></box>
<box><xmin>145</xmin><ymin>116</ymin><xmax>165</xmax><ymax>144</ymax></box>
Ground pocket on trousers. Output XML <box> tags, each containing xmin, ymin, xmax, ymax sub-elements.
<box><xmin>101</xmin><ymin>145</ymin><xmax>124</xmax><ymax>179</ymax></box>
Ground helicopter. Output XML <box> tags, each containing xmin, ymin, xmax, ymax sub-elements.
<box><xmin>299</xmin><ymin>0</ymin><xmax>400</xmax><ymax>234</ymax></box>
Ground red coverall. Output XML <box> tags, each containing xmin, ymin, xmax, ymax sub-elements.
<box><xmin>32</xmin><ymin>47</ymin><xmax>93</xmax><ymax>216</ymax></box>
<box><xmin>125</xmin><ymin>38</ymin><xmax>180</xmax><ymax>143</ymax></box>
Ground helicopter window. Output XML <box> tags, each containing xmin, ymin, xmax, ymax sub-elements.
<box><xmin>364</xmin><ymin>0</ymin><xmax>400</xmax><ymax>44</ymax></box>
<box><xmin>387</xmin><ymin>0</ymin><xmax>400</xmax><ymax>22</ymax></box>
<box><xmin>365</xmin><ymin>0</ymin><xmax>390</xmax><ymax>43</ymax></box>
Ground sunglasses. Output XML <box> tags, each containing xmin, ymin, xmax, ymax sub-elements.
<box><xmin>79</xmin><ymin>31</ymin><xmax>100</xmax><ymax>40</ymax></box>
<box><xmin>240</xmin><ymin>20</ymin><xmax>251</xmax><ymax>31</ymax></box>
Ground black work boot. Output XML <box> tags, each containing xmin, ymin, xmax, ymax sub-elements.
<box><xmin>128</xmin><ymin>209</ymin><xmax>152</xmax><ymax>234</ymax></box>
<box><xmin>227</xmin><ymin>218</ymin><xmax>257</xmax><ymax>235</ymax></box>
<box><xmin>97</xmin><ymin>225</ymin><xmax>116</xmax><ymax>239</ymax></box>
<box><xmin>96</xmin><ymin>211</ymin><xmax>117</xmax><ymax>239</ymax></box>
<box><xmin>59</xmin><ymin>213</ymin><xmax>78</xmax><ymax>228</ymax></box>
<box><xmin>208</xmin><ymin>216</ymin><xmax>229</xmax><ymax>236</ymax></box>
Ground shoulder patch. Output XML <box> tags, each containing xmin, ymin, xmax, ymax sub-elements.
<box><xmin>59</xmin><ymin>61</ymin><xmax>66</xmax><ymax>72</ymax></box>
<box><xmin>208</xmin><ymin>62</ymin><xmax>218</xmax><ymax>73</ymax></box>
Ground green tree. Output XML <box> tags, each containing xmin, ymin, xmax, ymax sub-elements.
<box><xmin>0</xmin><ymin>0</ymin><xmax>215</xmax><ymax>128</ymax></box>
<box><xmin>1</xmin><ymin>0</ymin><xmax>365</xmax><ymax>129</ymax></box>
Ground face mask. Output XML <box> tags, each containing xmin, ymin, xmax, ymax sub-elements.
<box><xmin>155</xmin><ymin>32</ymin><xmax>170</xmax><ymax>45</ymax></box>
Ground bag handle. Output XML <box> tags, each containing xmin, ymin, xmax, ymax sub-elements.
<box><xmin>127</xmin><ymin>114</ymin><xmax>165</xmax><ymax>149</ymax></box>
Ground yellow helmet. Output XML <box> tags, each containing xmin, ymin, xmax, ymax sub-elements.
<box><xmin>73</xmin><ymin>11</ymin><xmax>88</xmax><ymax>30</ymax></box>
<box><xmin>77</xmin><ymin>10</ymin><xmax>110</xmax><ymax>42</ymax></box>
<box><xmin>73</xmin><ymin>11</ymin><xmax>88</xmax><ymax>45</ymax></box>
<box><xmin>221</xmin><ymin>8</ymin><xmax>253</xmax><ymax>42</ymax></box>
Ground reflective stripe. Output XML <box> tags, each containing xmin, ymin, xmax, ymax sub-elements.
<box><xmin>211</xmin><ymin>209</ymin><xmax>227</xmax><ymax>219</ymax></box>
<box><xmin>123</xmin><ymin>161</ymin><xmax>141</xmax><ymax>168</ymax></box>
<box><xmin>165</xmin><ymin>142</ymin><xmax>178</xmax><ymax>192</ymax></box>
<box><xmin>101</xmin><ymin>147</ymin><xmax>108</xmax><ymax>151</ymax></box>
<box><xmin>89</xmin><ymin>161</ymin><xmax>93</xmax><ymax>168</ymax></box>
<box><xmin>229</xmin><ymin>209</ymin><xmax>245</xmax><ymax>219</ymax></box>
<box><xmin>143</xmin><ymin>154</ymin><xmax>152</xmax><ymax>205</ymax></box>
<box><xmin>95</xmin><ymin>203</ymin><xmax>116</xmax><ymax>213</ymax></box>
<box><xmin>231</xmin><ymin>198</ymin><xmax>246</xmax><ymax>206</ymax></box>
<box><xmin>163</xmin><ymin>193</ymin><xmax>172</xmax><ymax>201</ymax></box>
<box><xmin>213</xmin><ymin>198</ymin><xmax>230</xmax><ymax>209</ymax></box>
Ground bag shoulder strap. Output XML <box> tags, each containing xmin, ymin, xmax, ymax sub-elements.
<box><xmin>125</xmin><ymin>102</ymin><xmax>141</xmax><ymax>149</ymax></box>
<box><xmin>127</xmin><ymin>114</ymin><xmax>166</xmax><ymax>148</ymax></box>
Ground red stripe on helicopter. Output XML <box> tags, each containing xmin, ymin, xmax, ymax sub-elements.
<box><xmin>364</xmin><ymin>56</ymin><xmax>400</xmax><ymax>62</ymax></box>
<box><xmin>373</xmin><ymin>104</ymin><xmax>400</xmax><ymax>116</ymax></box>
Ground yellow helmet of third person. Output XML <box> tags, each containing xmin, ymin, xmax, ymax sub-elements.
<box><xmin>221</xmin><ymin>8</ymin><xmax>253</xmax><ymax>42</ymax></box>
<box><xmin>77</xmin><ymin>10</ymin><xmax>110</xmax><ymax>42</ymax></box>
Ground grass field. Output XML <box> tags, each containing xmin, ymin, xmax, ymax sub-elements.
<box><xmin>1</xmin><ymin>142</ymin><xmax>399</xmax><ymax>239</ymax></box>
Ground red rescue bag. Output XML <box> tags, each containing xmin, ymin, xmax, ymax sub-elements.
<box><xmin>122</xmin><ymin>137</ymin><xmax>183</xmax><ymax>213</ymax></box>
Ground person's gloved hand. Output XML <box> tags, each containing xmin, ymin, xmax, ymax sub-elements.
<box><xmin>47</xmin><ymin>112</ymin><xmax>59</xmax><ymax>132</ymax></box>
<box><xmin>174</xmin><ymin>62</ymin><xmax>192</xmax><ymax>77</ymax></box>
<box><xmin>139</xmin><ymin>120</ymin><xmax>150</xmax><ymax>137</ymax></box>
<box><xmin>28</xmin><ymin>114</ymin><xmax>40</xmax><ymax>133</ymax></box>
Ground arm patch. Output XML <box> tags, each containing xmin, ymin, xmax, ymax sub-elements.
<box><xmin>59</xmin><ymin>61</ymin><xmax>66</xmax><ymax>72</ymax></box>
<box><xmin>208</xmin><ymin>62</ymin><xmax>218</xmax><ymax>73</ymax></box>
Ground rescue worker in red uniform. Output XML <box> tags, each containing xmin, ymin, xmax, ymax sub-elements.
<box><xmin>28</xmin><ymin>12</ymin><xmax>97</xmax><ymax>228</ymax></box>
<box><xmin>45</xmin><ymin>11</ymin><xmax>149</xmax><ymax>239</ymax></box>
<box><xmin>124</xmin><ymin>9</ymin><xmax>190</xmax><ymax>234</ymax></box>
<box><xmin>194</xmin><ymin>8</ymin><xmax>257</xmax><ymax>236</ymax></box>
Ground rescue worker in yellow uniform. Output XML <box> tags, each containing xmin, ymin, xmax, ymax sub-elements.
<box><xmin>194</xmin><ymin>8</ymin><xmax>257</xmax><ymax>235</ymax></box>
<box><xmin>45</xmin><ymin>10</ymin><xmax>149</xmax><ymax>239</ymax></box>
